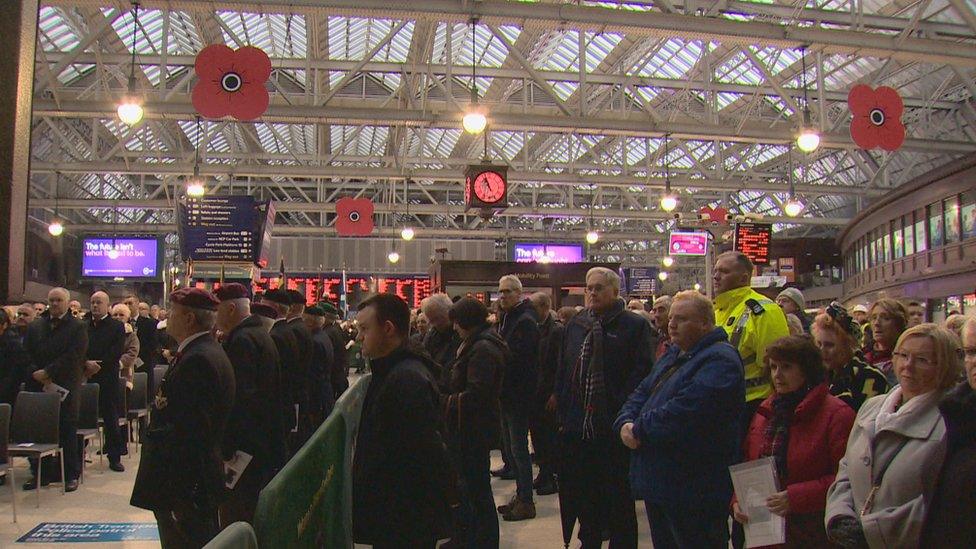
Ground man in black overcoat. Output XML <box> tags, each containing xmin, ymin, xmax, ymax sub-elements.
<box><xmin>321</xmin><ymin>302</ymin><xmax>349</xmax><ymax>398</ymax></box>
<box><xmin>125</xmin><ymin>294</ymin><xmax>160</xmax><ymax>394</ymax></box>
<box><xmin>285</xmin><ymin>289</ymin><xmax>316</xmax><ymax>443</ymax></box>
<box><xmin>130</xmin><ymin>288</ymin><xmax>235</xmax><ymax>548</ymax></box>
<box><xmin>264</xmin><ymin>289</ymin><xmax>306</xmax><ymax>455</ymax></box>
<box><xmin>84</xmin><ymin>290</ymin><xmax>127</xmax><ymax>472</ymax></box>
<box><xmin>302</xmin><ymin>303</ymin><xmax>335</xmax><ymax>422</ymax></box>
<box><xmin>214</xmin><ymin>283</ymin><xmax>286</xmax><ymax>526</ymax></box>
<box><xmin>24</xmin><ymin>287</ymin><xmax>88</xmax><ymax>492</ymax></box>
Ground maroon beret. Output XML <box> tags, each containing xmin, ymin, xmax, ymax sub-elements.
<box><xmin>170</xmin><ymin>288</ymin><xmax>220</xmax><ymax>311</ymax></box>
<box><xmin>214</xmin><ymin>282</ymin><xmax>250</xmax><ymax>302</ymax></box>
<box><xmin>251</xmin><ymin>302</ymin><xmax>279</xmax><ymax>320</ymax></box>
<box><xmin>263</xmin><ymin>289</ymin><xmax>291</xmax><ymax>305</ymax></box>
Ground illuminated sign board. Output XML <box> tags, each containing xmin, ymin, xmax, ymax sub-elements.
<box><xmin>667</xmin><ymin>231</ymin><xmax>709</xmax><ymax>256</ymax></box>
<box><xmin>733</xmin><ymin>222</ymin><xmax>772</xmax><ymax>265</ymax></box>
<box><xmin>512</xmin><ymin>243</ymin><xmax>585</xmax><ymax>263</ymax></box>
<box><xmin>81</xmin><ymin>237</ymin><xmax>161</xmax><ymax>280</ymax></box>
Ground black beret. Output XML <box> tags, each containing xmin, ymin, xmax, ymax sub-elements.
<box><xmin>214</xmin><ymin>282</ymin><xmax>250</xmax><ymax>302</ymax></box>
<box><xmin>251</xmin><ymin>302</ymin><xmax>279</xmax><ymax>320</ymax></box>
<box><xmin>170</xmin><ymin>288</ymin><xmax>219</xmax><ymax>311</ymax></box>
<box><xmin>303</xmin><ymin>304</ymin><xmax>326</xmax><ymax>317</ymax></box>
<box><xmin>287</xmin><ymin>289</ymin><xmax>306</xmax><ymax>306</ymax></box>
<box><xmin>263</xmin><ymin>289</ymin><xmax>291</xmax><ymax>305</ymax></box>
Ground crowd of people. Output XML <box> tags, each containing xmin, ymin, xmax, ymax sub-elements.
<box><xmin>1</xmin><ymin>254</ymin><xmax>973</xmax><ymax>548</ymax></box>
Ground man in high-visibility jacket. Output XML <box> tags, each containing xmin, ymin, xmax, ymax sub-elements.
<box><xmin>712</xmin><ymin>251</ymin><xmax>790</xmax><ymax>442</ymax></box>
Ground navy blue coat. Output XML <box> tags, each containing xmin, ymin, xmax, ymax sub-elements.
<box><xmin>497</xmin><ymin>299</ymin><xmax>539</xmax><ymax>414</ymax></box>
<box><xmin>613</xmin><ymin>327</ymin><xmax>744</xmax><ymax>506</ymax></box>
<box><xmin>555</xmin><ymin>304</ymin><xmax>654</xmax><ymax>437</ymax></box>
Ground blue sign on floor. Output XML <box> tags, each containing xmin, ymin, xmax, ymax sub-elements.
<box><xmin>17</xmin><ymin>523</ymin><xmax>159</xmax><ymax>543</ymax></box>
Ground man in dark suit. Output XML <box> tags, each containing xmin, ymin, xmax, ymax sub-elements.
<box><xmin>125</xmin><ymin>294</ymin><xmax>160</xmax><ymax>394</ymax></box>
<box><xmin>214</xmin><ymin>283</ymin><xmax>286</xmax><ymax>526</ymax></box>
<box><xmin>264</xmin><ymin>289</ymin><xmax>306</xmax><ymax>455</ymax></box>
<box><xmin>285</xmin><ymin>290</ymin><xmax>316</xmax><ymax>445</ymax></box>
<box><xmin>302</xmin><ymin>303</ymin><xmax>335</xmax><ymax>423</ymax></box>
<box><xmin>24</xmin><ymin>287</ymin><xmax>88</xmax><ymax>492</ymax></box>
<box><xmin>321</xmin><ymin>302</ymin><xmax>349</xmax><ymax>399</ymax></box>
<box><xmin>84</xmin><ymin>291</ymin><xmax>127</xmax><ymax>472</ymax></box>
<box><xmin>131</xmin><ymin>288</ymin><xmax>235</xmax><ymax>548</ymax></box>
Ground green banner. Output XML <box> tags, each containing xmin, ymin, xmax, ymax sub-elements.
<box><xmin>253</xmin><ymin>375</ymin><xmax>371</xmax><ymax>549</ymax></box>
<box><xmin>204</xmin><ymin>522</ymin><xmax>257</xmax><ymax>549</ymax></box>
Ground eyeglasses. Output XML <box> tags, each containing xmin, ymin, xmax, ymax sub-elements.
<box><xmin>892</xmin><ymin>351</ymin><xmax>934</xmax><ymax>368</ymax></box>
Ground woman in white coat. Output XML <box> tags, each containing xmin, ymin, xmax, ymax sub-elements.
<box><xmin>825</xmin><ymin>323</ymin><xmax>963</xmax><ymax>548</ymax></box>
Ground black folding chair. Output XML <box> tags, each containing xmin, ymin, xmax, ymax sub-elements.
<box><xmin>127</xmin><ymin>372</ymin><xmax>150</xmax><ymax>451</ymax></box>
<box><xmin>77</xmin><ymin>383</ymin><xmax>100</xmax><ymax>481</ymax></box>
<box><xmin>7</xmin><ymin>392</ymin><xmax>65</xmax><ymax>507</ymax></box>
<box><xmin>0</xmin><ymin>403</ymin><xmax>17</xmax><ymax>522</ymax></box>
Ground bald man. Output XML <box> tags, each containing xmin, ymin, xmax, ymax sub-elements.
<box><xmin>24</xmin><ymin>288</ymin><xmax>88</xmax><ymax>491</ymax></box>
<box><xmin>85</xmin><ymin>291</ymin><xmax>128</xmax><ymax>471</ymax></box>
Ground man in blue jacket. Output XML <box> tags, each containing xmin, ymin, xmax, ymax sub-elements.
<box><xmin>554</xmin><ymin>267</ymin><xmax>654</xmax><ymax>548</ymax></box>
<box><xmin>615</xmin><ymin>290</ymin><xmax>744</xmax><ymax>549</ymax></box>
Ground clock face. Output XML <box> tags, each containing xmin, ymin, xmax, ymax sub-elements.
<box><xmin>473</xmin><ymin>171</ymin><xmax>506</xmax><ymax>203</ymax></box>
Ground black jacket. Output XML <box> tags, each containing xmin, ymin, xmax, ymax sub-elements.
<box><xmin>25</xmin><ymin>313</ymin><xmax>88</xmax><ymax>420</ymax></box>
<box><xmin>442</xmin><ymin>325</ymin><xmax>508</xmax><ymax>448</ymax></box>
<box><xmin>131</xmin><ymin>333</ymin><xmax>235</xmax><ymax>513</ymax></box>
<box><xmin>84</xmin><ymin>313</ymin><xmax>125</xmax><ymax>387</ymax></box>
<box><xmin>554</xmin><ymin>300</ymin><xmax>655</xmax><ymax>436</ymax></box>
<box><xmin>353</xmin><ymin>346</ymin><xmax>455</xmax><ymax>545</ymax></box>
<box><xmin>424</xmin><ymin>325</ymin><xmax>461</xmax><ymax>387</ymax></box>
<box><xmin>921</xmin><ymin>383</ymin><xmax>976</xmax><ymax>548</ymax></box>
<box><xmin>221</xmin><ymin>315</ymin><xmax>287</xmax><ymax>474</ymax></box>
<box><xmin>310</xmin><ymin>327</ymin><xmax>336</xmax><ymax>416</ymax></box>
<box><xmin>536</xmin><ymin>313</ymin><xmax>565</xmax><ymax>405</ymax></box>
<box><xmin>133</xmin><ymin>316</ymin><xmax>159</xmax><ymax>369</ymax></box>
<box><xmin>270</xmin><ymin>319</ymin><xmax>301</xmax><ymax>430</ymax></box>
<box><xmin>286</xmin><ymin>317</ymin><xmax>315</xmax><ymax>411</ymax></box>
<box><xmin>497</xmin><ymin>299</ymin><xmax>540</xmax><ymax>413</ymax></box>
<box><xmin>0</xmin><ymin>328</ymin><xmax>31</xmax><ymax>405</ymax></box>
<box><xmin>324</xmin><ymin>324</ymin><xmax>349</xmax><ymax>397</ymax></box>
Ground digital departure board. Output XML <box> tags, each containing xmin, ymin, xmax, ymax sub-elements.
<box><xmin>257</xmin><ymin>272</ymin><xmax>432</xmax><ymax>309</ymax></box>
<box><xmin>733</xmin><ymin>222</ymin><xmax>772</xmax><ymax>265</ymax></box>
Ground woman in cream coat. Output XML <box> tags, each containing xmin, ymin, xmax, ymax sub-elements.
<box><xmin>825</xmin><ymin>323</ymin><xmax>962</xmax><ymax>548</ymax></box>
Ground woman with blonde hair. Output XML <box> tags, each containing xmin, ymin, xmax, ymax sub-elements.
<box><xmin>825</xmin><ymin>323</ymin><xmax>962</xmax><ymax>548</ymax></box>
<box><xmin>811</xmin><ymin>303</ymin><xmax>889</xmax><ymax>411</ymax></box>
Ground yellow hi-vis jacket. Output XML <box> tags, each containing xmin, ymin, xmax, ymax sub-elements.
<box><xmin>714</xmin><ymin>286</ymin><xmax>791</xmax><ymax>403</ymax></box>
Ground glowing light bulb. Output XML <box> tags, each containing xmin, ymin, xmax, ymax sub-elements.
<box><xmin>662</xmin><ymin>256</ymin><xmax>674</xmax><ymax>268</ymax></box>
<box><xmin>107</xmin><ymin>247</ymin><xmax>120</xmax><ymax>260</ymax></box>
<box><xmin>48</xmin><ymin>220</ymin><xmax>64</xmax><ymax>237</ymax></box>
<box><xmin>660</xmin><ymin>194</ymin><xmax>678</xmax><ymax>212</ymax></box>
<box><xmin>693</xmin><ymin>282</ymin><xmax>702</xmax><ymax>291</ymax></box>
<box><xmin>400</xmin><ymin>226</ymin><xmax>415</xmax><ymax>241</ymax></box>
<box><xmin>186</xmin><ymin>178</ymin><xmax>206</xmax><ymax>198</ymax></box>
<box><xmin>585</xmin><ymin>230</ymin><xmax>600</xmax><ymax>244</ymax></box>
<box><xmin>658</xmin><ymin>271</ymin><xmax>669</xmax><ymax>281</ymax></box>
<box><xmin>117</xmin><ymin>98</ymin><xmax>144</xmax><ymax>126</ymax></box>
<box><xmin>783</xmin><ymin>198</ymin><xmax>805</xmax><ymax>217</ymax></box>
<box><xmin>796</xmin><ymin>127</ymin><xmax>821</xmax><ymax>153</ymax></box>
<box><xmin>388</xmin><ymin>250</ymin><xmax>400</xmax><ymax>264</ymax></box>
<box><xmin>462</xmin><ymin>107</ymin><xmax>488</xmax><ymax>134</ymax></box>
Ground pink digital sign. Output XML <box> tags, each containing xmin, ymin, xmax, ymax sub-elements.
<box><xmin>512</xmin><ymin>243</ymin><xmax>584</xmax><ymax>263</ymax></box>
<box><xmin>668</xmin><ymin>231</ymin><xmax>709</xmax><ymax>256</ymax></box>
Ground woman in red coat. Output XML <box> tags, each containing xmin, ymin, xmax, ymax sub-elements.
<box><xmin>733</xmin><ymin>336</ymin><xmax>856</xmax><ymax>548</ymax></box>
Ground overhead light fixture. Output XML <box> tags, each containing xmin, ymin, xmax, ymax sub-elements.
<box><xmin>462</xmin><ymin>18</ymin><xmax>488</xmax><ymax>135</ymax></box>
<box><xmin>658</xmin><ymin>271</ymin><xmax>669</xmax><ymax>281</ymax></box>
<box><xmin>401</xmin><ymin>178</ymin><xmax>416</xmax><ymax>240</ymax></box>
<box><xmin>660</xmin><ymin>133</ymin><xmax>678</xmax><ymax>212</ymax></box>
<box><xmin>693</xmin><ymin>282</ymin><xmax>702</xmax><ymax>291</ymax></box>
<box><xmin>586</xmin><ymin>230</ymin><xmax>600</xmax><ymax>244</ymax></box>
<box><xmin>186</xmin><ymin>116</ymin><xmax>206</xmax><ymax>197</ymax></box>
<box><xmin>783</xmin><ymin>144</ymin><xmax>804</xmax><ymax>217</ymax></box>
<box><xmin>662</xmin><ymin>256</ymin><xmax>675</xmax><ymax>268</ymax></box>
<box><xmin>49</xmin><ymin>170</ymin><xmax>64</xmax><ymax>236</ymax></box>
<box><xmin>48</xmin><ymin>219</ymin><xmax>65</xmax><ymax>237</ymax></box>
<box><xmin>585</xmin><ymin>184</ymin><xmax>599</xmax><ymax>245</ymax></box>
<box><xmin>117</xmin><ymin>1</ymin><xmax>144</xmax><ymax>126</ymax></box>
<box><xmin>795</xmin><ymin>47</ymin><xmax>820</xmax><ymax>153</ymax></box>
<box><xmin>388</xmin><ymin>250</ymin><xmax>400</xmax><ymax>264</ymax></box>
<box><xmin>107</xmin><ymin>246</ymin><xmax>121</xmax><ymax>260</ymax></box>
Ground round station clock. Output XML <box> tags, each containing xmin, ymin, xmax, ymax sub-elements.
<box><xmin>464</xmin><ymin>164</ymin><xmax>509</xmax><ymax>209</ymax></box>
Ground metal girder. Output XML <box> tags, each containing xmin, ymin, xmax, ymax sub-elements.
<box><xmin>29</xmin><ymin>161</ymin><xmax>887</xmax><ymax>197</ymax></box>
<box><xmin>45</xmin><ymin>0</ymin><xmax>976</xmax><ymax>67</ymax></box>
<box><xmin>31</xmin><ymin>198</ymin><xmax>849</xmax><ymax>225</ymax></box>
<box><xmin>36</xmin><ymin>53</ymin><xmax>964</xmax><ymax>112</ymax></box>
<box><xmin>32</xmin><ymin>98</ymin><xmax>976</xmax><ymax>153</ymax></box>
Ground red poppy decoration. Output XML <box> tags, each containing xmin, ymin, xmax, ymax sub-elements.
<box><xmin>192</xmin><ymin>45</ymin><xmax>271</xmax><ymax>121</ymax></box>
<box><xmin>335</xmin><ymin>198</ymin><xmax>374</xmax><ymax>236</ymax></box>
<box><xmin>848</xmin><ymin>85</ymin><xmax>905</xmax><ymax>151</ymax></box>
<box><xmin>699</xmin><ymin>206</ymin><xmax>729</xmax><ymax>224</ymax></box>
